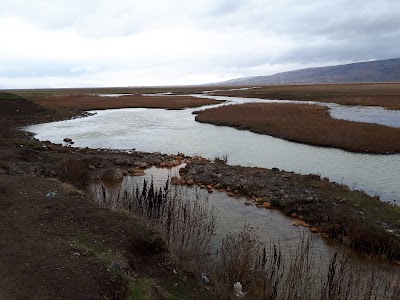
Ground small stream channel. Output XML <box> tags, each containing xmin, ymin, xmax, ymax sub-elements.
<box><xmin>89</xmin><ymin>165</ymin><xmax>400</xmax><ymax>291</ymax></box>
<box><xmin>90</xmin><ymin>165</ymin><xmax>329</xmax><ymax>255</ymax></box>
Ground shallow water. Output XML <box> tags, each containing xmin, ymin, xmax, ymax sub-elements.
<box><xmin>95</xmin><ymin>93</ymin><xmax>133</xmax><ymax>97</ymax></box>
<box><xmin>90</xmin><ymin>166</ymin><xmax>400</xmax><ymax>284</ymax></box>
<box><xmin>27</xmin><ymin>97</ymin><xmax>400</xmax><ymax>202</ymax></box>
<box><xmin>194</xmin><ymin>94</ymin><xmax>400</xmax><ymax>128</ymax></box>
<box><xmin>90</xmin><ymin>166</ymin><xmax>332</xmax><ymax>257</ymax></box>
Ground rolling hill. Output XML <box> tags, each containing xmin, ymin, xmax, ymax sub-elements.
<box><xmin>215</xmin><ymin>58</ymin><xmax>400</xmax><ymax>85</ymax></box>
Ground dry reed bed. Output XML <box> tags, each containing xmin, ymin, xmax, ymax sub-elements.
<box><xmin>195</xmin><ymin>103</ymin><xmax>400</xmax><ymax>154</ymax></box>
<box><xmin>214</xmin><ymin>83</ymin><xmax>400</xmax><ymax>110</ymax></box>
<box><xmin>32</xmin><ymin>94</ymin><xmax>222</xmax><ymax>110</ymax></box>
<box><xmin>91</xmin><ymin>178</ymin><xmax>400</xmax><ymax>299</ymax></box>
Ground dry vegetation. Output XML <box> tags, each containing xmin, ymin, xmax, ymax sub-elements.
<box><xmin>91</xmin><ymin>177</ymin><xmax>400</xmax><ymax>299</ymax></box>
<box><xmin>195</xmin><ymin>103</ymin><xmax>400</xmax><ymax>153</ymax></box>
<box><xmin>31</xmin><ymin>94</ymin><xmax>221</xmax><ymax>110</ymax></box>
<box><xmin>212</xmin><ymin>83</ymin><xmax>400</xmax><ymax>110</ymax></box>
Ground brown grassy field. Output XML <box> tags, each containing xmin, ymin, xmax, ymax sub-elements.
<box><xmin>195</xmin><ymin>103</ymin><xmax>400</xmax><ymax>153</ymax></box>
<box><xmin>213</xmin><ymin>83</ymin><xmax>400</xmax><ymax>110</ymax></box>
<box><xmin>30</xmin><ymin>94</ymin><xmax>221</xmax><ymax>110</ymax></box>
<box><xmin>7</xmin><ymin>82</ymin><xmax>400</xmax><ymax>109</ymax></box>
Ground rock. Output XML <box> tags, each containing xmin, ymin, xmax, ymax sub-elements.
<box><xmin>291</xmin><ymin>212</ymin><xmax>297</xmax><ymax>218</ymax></box>
<box><xmin>115</xmin><ymin>158</ymin><xmax>131</xmax><ymax>166</ymax></box>
<box><xmin>201</xmin><ymin>273</ymin><xmax>209</xmax><ymax>284</ymax></box>
<box><xmin>310</xmin><ymin>227</ymin><xmax>319</xmax><ymax>233</ymax></box>
<box><xmin>292</xmin><ymin>219</ymin><xmax>310</xmax><ymax>227</ymax></box>
<box><xmin>186</xmin><ymin>179</ymin><xmax>194</xmax><ymax>185</ymax></box>
<box><xmin>137</xmin><ymin>162</ymin><xmax>148</xmax><ymax>169</ymax></box>
<box><xmin>102</xmin><ymin>168</ymin><xmax>124</xmax><ymax>181</ymax></box>
<box><xmin>88</xmin><ymin>165</ymin><xmax>96</xmax><ymax>171</ymax></box>
<box><xmin>46</xmin><ymin>191</ymin><xmax>57</xmax><ymax>198</ymax></box>
<box><xmin>262</xmin><ymin>201</ymin><xmax>272</xmax><ymax>209</ymax></box>
<box><xmin>63</xmin><ymin>138</ymin><xmax>72</xmax><ymax>143</ymax></box>
<box><xmin>131</xmin><ymin>151</ymin><xmax>143</xmax><ymax>158</ymax></box>
<box><xmin>131</xmin><ymin>169</ymin><xmax>145</xmax><ymax>176</ymax></box>
<box><xmin>234</xmin><ymin>282</ymin><xmax>245</xmax><ymax>297</ymax></box>
<box><xmin>170</xmin><ymin>176</ymin><xmax>180</xmax><ymax>185</ymax></box>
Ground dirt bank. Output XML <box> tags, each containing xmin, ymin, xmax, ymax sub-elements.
<box><xmin>194</xmin><ymin>102</ymin><xmax>400</xmax><ymax>154</ymax></box>
<box><xmin>0</xmin><ymin>93</ymin><xmax>211</xmax><ymax>299</ymax></box>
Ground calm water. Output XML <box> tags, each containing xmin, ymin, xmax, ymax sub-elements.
<box><xmin>194</xmin><ymin>94</ymin><xmax>400</xmax><ymax>128</ymax></box>
<box><xmin>27</xmin><ymin>96</ymin><xmax>400</xmax><ymax>202</ymax></box>
<box><xmin>90</xmin><ymin>166</ymin><xmax>333</xmax><ymax>258</ymax></box>
<box><xmin>90</xmin><ymin>166</ymin><xmax>399</xmax><ymax>280</ymax></box>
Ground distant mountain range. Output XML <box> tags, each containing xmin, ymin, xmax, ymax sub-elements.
<box><xmin>214</xmin><ymin>58</ymin><xmax>400</xmax><ymax>85</ymax></box>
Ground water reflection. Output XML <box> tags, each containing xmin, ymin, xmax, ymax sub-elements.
<box><xmin>90</xmin><ymin>166</ymin><xmax>332</xmax><ymax>257</ymax></box>
<box><xmin>89</xmin><ymin>166</ymin><xmax>400</xmax><ymax>291</ymax></box>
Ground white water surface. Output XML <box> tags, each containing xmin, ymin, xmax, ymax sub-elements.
<box><xmin>26</xmin><ymin>96</ymin><xmax>400</xmax><ymax>202</ymax></box>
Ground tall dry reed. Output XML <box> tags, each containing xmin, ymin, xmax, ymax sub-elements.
<box><xmin>91</xmin><ymin>178</ymin><xmax>400</xmax><ymax>299</ymax></box>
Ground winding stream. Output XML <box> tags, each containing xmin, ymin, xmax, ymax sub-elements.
<box><xmin>24</xmin><ymin>92</ymin><xmax>400</xmax><ymax>284</ymax></box>
<box><xmin>26</xmin><ymin>94</ymin><xmax>400</xmax><ymax>202</ymax></box>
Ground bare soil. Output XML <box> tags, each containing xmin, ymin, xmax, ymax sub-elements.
<box><xmin>195</xmin><ymin>102</ymin><xmax>400</xmax><ymax>154</ymax></box>
<box><xmin>0</xmin><ymin>94</ymin><xmax>211</xmax><ymax>299</ymax></box>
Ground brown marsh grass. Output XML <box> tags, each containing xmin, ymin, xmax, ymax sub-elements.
<box><xmin>195</xmin><ymin>103</ymin><xmax>400</xmax><ymax>154</ymax></box>
<box><xmin>31</xmin><ymin>94</ymin><xmax>222</xmax><ymax>110</ymax></box>
<box><xmin>213</xmin><ymin>83</ymin><xmax>400</xmax><ymax>110</ymax></box>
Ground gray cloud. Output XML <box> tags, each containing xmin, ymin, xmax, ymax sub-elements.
<box><xmin>0</xmin><ymin>0</ymin><xmax>399</xmax><ymax>88</ymax></box>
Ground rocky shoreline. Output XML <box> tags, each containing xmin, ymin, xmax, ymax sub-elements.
<box><xmin>2</xmin><ymin>92</ymin><xmax>400</xmax><ymax>261</ymax></box>
<box><xmin>175</xmin><ymin>160</ymin><xmax>400</xmax><ymax>260</ymax></box>
<box><xmin>21</xmin><ymin>137</ymin><xmax>400</xmax><ymax>260</ymax></box>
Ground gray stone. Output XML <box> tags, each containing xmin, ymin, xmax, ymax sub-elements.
<box><xmin>102</xmin><ymin>168</ymin><xmax>124</xmax><ymax>181</ymax></box>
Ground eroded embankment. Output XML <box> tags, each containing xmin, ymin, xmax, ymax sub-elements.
<box><xmin>195</xmin><ymin>102</ymin><xmax>400</xmax><ymax>154</ymax></box>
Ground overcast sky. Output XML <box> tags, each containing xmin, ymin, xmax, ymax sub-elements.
<box><xmin>1</xmin><ymin>0</ymin><xmax>399</xmax><ymax>88</ymax></box>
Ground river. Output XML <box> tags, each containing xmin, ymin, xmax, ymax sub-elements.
<box><xmin>26</xmin><ymin>94</ymin><xmax>400</xmax><ymax>203</ymax></box>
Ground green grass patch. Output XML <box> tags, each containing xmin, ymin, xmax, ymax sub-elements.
<box><xmin>0</xmin><ymin>91</ymin><xmax>25</xmax><ymax>100</ymax></box>
<box><xmin>70</xmin><ymin>234</ymin><xmax>194</xmax><ymax>300</ymax></box>
<box><xmin>334</xmin><ymin>189</ymin><xmax>400</xmax><ymax>225</ymax></box>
